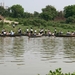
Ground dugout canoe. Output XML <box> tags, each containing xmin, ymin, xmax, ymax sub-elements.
<box><xmin>55</xmin><ymin>35</ymin><xmax>75</xmax><ymax>37</ymax></box>
<box><xmin>0</xmin><ymin>34</ymin><xmax>22</xmax><ymax>37</ymax></box>
<box><xmin>28</xmin><ymin>35</ymin><xmax>42</xmax><ymax>38</ymax></box>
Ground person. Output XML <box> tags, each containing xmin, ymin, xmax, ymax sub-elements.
<box><xmin>54</xmin><ymin>28</ymin><xmax>57</xmax><ymax>34</ymax></box>
<box><xmin>71</xmin><ymin>31</ymin><xmax>74</xmax><ymax>35</ymax></box>
<box><xmin>12</xmin><ymin>24</ymin><xmax>15</xmax><ymax>28</ymax></box>
<box><xmin>40</xmin><ymin>28</ymin><xmax>44</xmax><ymax>34</ymax></box>
<box><xmin>26</xmin><ymin>28</ymin><xmax>29</xmax><ymax>34</ymax></box>
<box><xmin>52</xmin><ymin>32</ymin><xmax>54</xmax><ymax>36</ymax></box>
<box><xmin>11</xmin><ymin>30</ymin><xmax>15</xmax><ymax>35</ymax></box>
<box><xmin>66</xmin><ymin>31</ymin><xmax>71</xmax><ymax>35</ymax></box>
<box><xmin>28</xmin><ymin>32</ymin><xmax>31</xmax><ymax>37</ymax></box>
<box><xmin>30</xmin><ymin>27</ymin><xmax>33</xmax><ymax>34</ymax></box>
<box><xmin>34</xmin><ymin>29</ymin><xmax>37</xmax><ymax>36</ymax></box>
<box><xmin>18</xmin><ymin>28</ymin><xmax>22</xmax><ymax>34</ymax></box>
<box><xmin>1</xmin><ymin>28</ymin><xmax>5</xmax><ymax>35</ymax></box>
<box><xmin>74</xmin><ymin>31</ymin><xmax>75</xmax><ymax>35</ymax></box>
<box><xmin>44</xmin><ymin>29</ymin><xmax>47</xmax><ymax>36</ymax></box>
<box><xmin>48</xmin><ymin>30</ymin><xmax>52</xmax><ymax>37</ymax></box>
<box><xmin>3</xmin><ymin>30</ymin><xmax>7</xmax><ymax>35</ymax></box>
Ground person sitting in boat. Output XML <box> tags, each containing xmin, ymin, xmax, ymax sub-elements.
<box><xmin>52</xmin><ymin>32</ymin><xmax>55</xmax><ymax>36</ymax></box>
<box><xmin>73</xmin><ymin>31</ymin><xmax>75</xmax><ymax>35</ymax></box>
<box><xmin>1</xmin><ymin>28</ymin><xmax>5</xmax><ymax>35</ymax></box>
<box><xmin>11</xmin><ymin>30</ymin><xmax>15</xmax><ymax>35</ymax></box>
<box><xmin>28</xmin><ymin>32</ymin><xmax>31</xmax><ymax>37</ymax></box>
<box><xmin>36</xmin><ymin>32</ymin><xmax>42</xmax><ymax>36</ymax></box>
<box><xmin>34</xmin><ymin>29</ymin><xmax>37</xmax><ymax>36</ymax></box>
<box><xmin>3</xmin><ymin>30</ymin><xmax>7</xmax><ymax>35</ymax></box>
<box><xmin>48</xmin><ymin>30</ymin><xmax>52</xmax><ymax>37</ymax></box>
<box><xmin>66</xmin><ymin>31</ymin><xmax>71</xmax><ymax>35</ymax></box>
<box><xmin>58</xmin><ymin>30</ymin><xmax>63</xmax><ymax>35</ymax></box>
<box><xmin>40</xmin><ymin>28</ymin><xmax>44</xmax><ymax>35</ymax></box>
<box><xmin>71</xmin><ymin>31</ymin><xmax>74</xmax><ymax>35</ymax></box>
<box><xmin>7</xmin><ymin>31</ymin><xmax>11</xmax><ymax>35</ymax></box>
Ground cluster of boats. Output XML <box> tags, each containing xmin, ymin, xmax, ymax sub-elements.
<box><xmin>0</xmin><ymin>33</ymin><xmax>75</xmax><ymax>37</ymax></box>
<box><xmin>0</xmin><ymin>28</ymin><xmax>75</xmax><ymax>37</ymax></box>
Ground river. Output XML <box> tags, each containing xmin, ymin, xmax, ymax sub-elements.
<box><xmin>0</xmin><ymin>36</ymin><xmax>75</xmax><ymax>75</ymax></box>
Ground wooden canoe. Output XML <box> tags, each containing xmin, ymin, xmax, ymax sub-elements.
<box><xmin>28</xmin><ymin>35</ymin><xmax>42</xmax><ymax>38</ymax></box>
<box><xmin>0</xmin><ymin>34</ymin><xmax>22</xmax><ymax>37</ymax></box>
<box><xmin>55</xmin><ymin>34</ymin><xmax>75</xmax><ymax>37</ymax></box>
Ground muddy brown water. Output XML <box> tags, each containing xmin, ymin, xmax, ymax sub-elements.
<box><xmin>0</xmin><ymin>36</ymin><xmax>75</xmax><ymax>75</ymax></box>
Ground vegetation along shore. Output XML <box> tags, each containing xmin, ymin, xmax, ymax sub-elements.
<box><xmin>0</xmin><ymin>4</ymin><xmax>75</xmax><ymax>34</ymax></box>
<box><xmin>38</xmin><ymin>68</ymin><xmax>75</xmax><ymax>75</ymax></box>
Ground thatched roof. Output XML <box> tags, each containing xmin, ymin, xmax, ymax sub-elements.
<box><xmin>0</xmin><ymin>15</ymin><xmax>4</xmax><ymax>20</ymax></box>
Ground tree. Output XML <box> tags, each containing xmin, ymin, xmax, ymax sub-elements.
<box><xmin>40</xmin><ymin>5</ymin><xmax>57</xmax><ymax>21</ymax></box>
<box><xmin>66</xmin><ymin>16</ymin><xmax>75</xmax><ymax>23</ymax></box>
<box><xmin>64</xmin><ymin>5</ymin><xmax>75</xmax><ymax>18</ymax></box>
<box><xmin>23</xmin><ymin>12</ymin><xmax>34</xmax><ymax>18</ymax></box>
<box><xmin>0</xmin><ymin>6</ymin><xmax>5</xmax><ymax>16</ymax></box>
<box><xmin>10</xmin><ymin>4</ymin><xmax>24</xmax><ymax>18</ymax></box>
<box><xmin>54</xmin><ymin>11</ymin><xmax>65</xmax><ymax>21</ymax></box>
<box><xmin>34</xmin><ymin>11</ymin><xmax>39</xmax><ymax>17</ymax></box>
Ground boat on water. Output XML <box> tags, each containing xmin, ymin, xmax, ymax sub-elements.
<box><xmin>0</xmin><ymin>34</ymin><xmax>21</xmax><ymax>37</ymax></box>
<box><xmin>28</xmin><ymin>35</ymin><xmax>42</xmax><ymax>38</ymax></box>
<box><xmin>55</xmin><ymin>34</ymin><xmax>75</xmax><ymax>37</ymax></box>
<box><xmin>0</xmin><ymin>34</ymin><xmax>28</xmax><ymax>37</ymax></box>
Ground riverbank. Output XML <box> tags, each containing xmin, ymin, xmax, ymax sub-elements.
<box><xmin>0</xmin><ymin>18</ymin><xmax>75</xmax><ymax>35</ymax></box>
<box><xmin>0</xmin><ymin>23</ymin><xmax>75</xmax><ymax>35</ymax></box>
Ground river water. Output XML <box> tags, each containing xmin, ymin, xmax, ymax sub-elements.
<box><xmin>0</xmin><ymin>36</ymin><xmax>75</xmax><ymax>75</ymax></box>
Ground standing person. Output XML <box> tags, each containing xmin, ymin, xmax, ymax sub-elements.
<box><xmin>12</xmin><ymin>23</ymin><xmax>15</xmax><ymax>28</ymax></box>
<box><xmin>18</xmin><ymin>28</ymin><xmax>22</xmax><ymax>35</ymax></box>
<box><xmin>26</xmin><ymin>28</ymin><xmax>29</xmax><ymax>34</ymax></box>
<box><xmin>30</xmin><ymin>27</ymin><xmax>33</xmax><ymax>35</ymax></box>
<box><xmin>44</xmin><ymin>29</ymin><xmax>47</xmax><ymax>36</ymax></box>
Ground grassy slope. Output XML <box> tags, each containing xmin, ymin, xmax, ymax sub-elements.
<box><xmin>0</xmin><ymin>17</ymin><xmax>75</xmax><ymax>34</ymax></box>
<box><xmin>0</xmin><ymin>23</ymin><xmax>75</xmax><ymax>34</ymax></box>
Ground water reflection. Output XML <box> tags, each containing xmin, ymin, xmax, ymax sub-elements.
<box><xmin>63</xmin><ymin>37</ymin><xmax>75</xmax><ymax>62</ymax></box>
<box><xmin>0</xmin><ymin>36</ymin><xmax>75</xmax><ymax>75</ymax></box>
<box><xmin>39</xmin><ymin>37</ymin><xmax>65</xmax><ymax>63</ymax></box>
<box><xmin>41</xmin><ymin>37</ymin><xmax>75</xmax><ymax>63</ymax></box>
<box><xmin>11</xmin><ymin>37</ymin><xmax>25</xmax><ymax>57</ymax></box>
<box><xmin>0</xmin><ymin>37</ymin><xmax>25</xmax><ymax>65</ymax></box>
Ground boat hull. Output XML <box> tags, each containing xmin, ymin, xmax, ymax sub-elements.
<box><xmin>55</xmin><ymin>35</ymin><xmax>75</xmax><ymax>37</ymax></box>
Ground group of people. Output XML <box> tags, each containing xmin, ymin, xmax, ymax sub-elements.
<box><xmin>0</xmin><ymin>27</ymin><xmax>58</xmax><ymax>36</ymax></box>
<box><xmin>0</xmin><ymin>28</ymin><xmax>22</xmax><ymax>35</ymax></box>
<box><xmin>1</xmin><ymin>27</ymin><xmax>75</xmax><ymax>36</ymax></box>
<box><xmin>66</xmin><ymin>31</ymin><xmax>75</xmax><ymax>35</ymax></box>
<box><xmin>25</xmin><ymin>27</ymin><xmax>56</xmax><ymax>36</ymax></box>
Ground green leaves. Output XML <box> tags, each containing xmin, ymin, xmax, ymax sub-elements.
<box><xmin>10</xmin><ymin>4</ymin><xmax>24</xmax><ymax>18</ymax></box>
<box><xmin>64</xmin><ymin>5</ymin><xmax>75</xmax><ymax>18</ymax></box>
<box><xmin>40</xmin><ymin>5</ymin><xmax>57</xmax><ymax>21</ymax></box>
<box><xmin>48</xmin><ymin>68</ymin><xmax>75</xmax><ymax>75</ymax></box>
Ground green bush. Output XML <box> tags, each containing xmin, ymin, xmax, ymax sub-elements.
<box><xmin>47</xmin><ymin>68</ymin><xmax>75</xmax><ymax>75</ymax></box>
